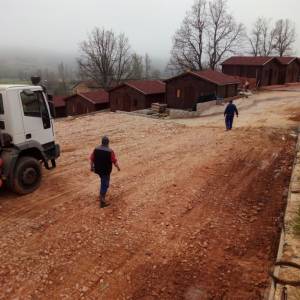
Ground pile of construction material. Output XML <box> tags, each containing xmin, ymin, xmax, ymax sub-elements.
<box><xmin>151</xmin><ymin>103</ymin><xmax>167</xmax><ymax>114</ymax></box>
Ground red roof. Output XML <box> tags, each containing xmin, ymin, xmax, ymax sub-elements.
<box><xmin>190</xmin><ymin>69</ymin><xmax>240</xmax><ymax>85</ymax></box>
<box><xmin>222</xmin><ymin>56</ymin><xmax>275</xmax><ymax>66</ymax></box>
<box><xmin>276</xmin><ymin>57</ymin><xmax>298</xmax><ymax>65</ymax></box>
<box><xmin>79</xmin><ymin>90</ymin><xmax>109</xmax><ymax>104</ymax></box>
<box><xmin>65</xmin><ymin>89</ymin><xmax>109</xmax><ymax>105</ymax></box>
<box><xmin>110</xmin><ymin>80</ymin><xmax>166</xmax><ymax>95</ymax></box>
<box><xmin>165</xmin><ymin>69</ymin><xmax>240</xmax><ymax>86</ymax></box>
<box><xmin>53</xmin><ymin>96</ymin><xmax>66</xmax><ymax>108</ymax></box>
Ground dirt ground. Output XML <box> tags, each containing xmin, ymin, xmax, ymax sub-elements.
<box><xmin>1</xmin><ymin>88</ymin><xmax>300</xmax><ymax>300</ymax></box>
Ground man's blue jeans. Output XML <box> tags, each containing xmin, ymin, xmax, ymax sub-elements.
<box><xmin>225</xmin><ymin>115</ymin><xmax>234</xmax><ymax>130</ymax></box>
<box><xmin>100</xmin><ymin>174</ymin><xmax>110</xmax><ymax>196</ymax></box>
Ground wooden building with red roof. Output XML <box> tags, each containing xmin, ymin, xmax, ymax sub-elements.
<box><xmin>109</xmin><ymin>80</ymin><xmax>166</xmax><ymax>112</ymax></box>
<box><xmin>52</xmin><ymin>96</ymin><xmax>67</xmax><ymax>118</ymax></box>
<box><xmin>221</xmin><ymin>56</ymin><xmax>281</xmax><ymax>87</ymax></box>
<box><xmin>165</xmin><ymin>69</ymin><xmax>240</xmax><ymax>110</ymax></box>
<box><xmin>64</xmin><ymin>90</ymin><xmax>109</xmax><ymax>116</ymax></box>
<box><xmin>277</xmin><ymin>57</ymin><xmax>300</xmax><ymax>84</ymax></box>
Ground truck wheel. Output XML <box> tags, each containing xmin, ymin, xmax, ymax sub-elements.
<box><xmin>12</xmin><ymin>157</ymin><xmax>42</xmax><ymax>195</ymax></box>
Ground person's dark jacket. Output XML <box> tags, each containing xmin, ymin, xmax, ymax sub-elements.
<box><xmin>224</xmin><ymin>103</ymin><xmax>238</xmax><ymax>117</ymax></box>
<box><xmin>90</xmin><ymin>146</ymin><xmax>117</xmax><ymax>176</ymax></box>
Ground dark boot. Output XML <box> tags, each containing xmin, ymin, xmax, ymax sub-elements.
<box><xmin>100</xmin><ymin>194</ymin><xmax>109</xmax><ymax>208</ymax></box>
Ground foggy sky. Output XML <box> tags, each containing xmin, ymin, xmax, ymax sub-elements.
<box><xmin>1</xmin><ymin>0</ymin><xmax>299</xmax><ymax>62</ymax></box>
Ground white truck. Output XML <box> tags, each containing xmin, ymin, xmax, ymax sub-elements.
<box><xmin>0</xmin><ymin>78</ymin><xmax>60</xmax><ymax>195</ymax></box>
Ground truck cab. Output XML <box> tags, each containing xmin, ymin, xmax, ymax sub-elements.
<box><xmin>0</xmin><ymin>84</ymin><xmax>60</xmax><ymax>195</ymax></box>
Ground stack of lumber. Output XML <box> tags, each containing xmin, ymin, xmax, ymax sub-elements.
<box><xmin>151</xmin><ymin>103</ymin><xmax>167</xmax><ymax>114</ymax></box>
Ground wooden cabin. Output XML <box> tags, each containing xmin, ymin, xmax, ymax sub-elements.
<box><xmin>277</xmin><ymin>57</ymin><xmax>300</xmax><ymax>84</ymax></box>
<box><xmin>165</xmin><ymin>69</ymin><xmax>240</xmax><ymax>110</ymax></box>
<box><xmin>109</xmin><ymin>80</ymin><xmax>165</xmax><ymax>112</ymax></box>
<box><xmin>222</xmin><ymin>56</ymin><xmax>281</xmax><ymax>87</ymax></box>
<box><xmin>53</xmin><ymin>96</ymin><xmax>67</xmax><ymax>118</ymax></box>
<box><xmin>64</xmin><ymin>90</ymin><xmax>109</xmax><ymax>116</ymax></box>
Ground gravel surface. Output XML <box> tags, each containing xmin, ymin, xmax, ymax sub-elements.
<box><xmin>0</xmin><ymin>87</ymin><xmax>300</xmax><ymax>299</ymax></box>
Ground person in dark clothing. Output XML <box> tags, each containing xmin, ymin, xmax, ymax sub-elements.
<box><xmin>224</xmin><ymin>100</ymin><xmax>239</xmax><ymax>131</ymax></box>
<box><xmin>90</xmin><ymin>136</ymin><xmax>120</xmax><ymax>208</ymax></box>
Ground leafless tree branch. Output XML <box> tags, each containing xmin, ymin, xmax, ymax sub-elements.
<box><xmin>77</xmin><ymin>28</ymin><xmax>133</xmax><ymax>89</ymax></box>
<box><xmin>273</xmin><ymin>19</ymin><xmax>296</xmax><ymax>56</ymax></box>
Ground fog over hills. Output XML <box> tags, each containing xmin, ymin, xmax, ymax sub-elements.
<box><xmin>0</xmin><ymin>46</ymin><xmax>168</xmax><ymax>81</ymax></box>
<box><xmin>0</xmin><ymin>47</ymin><xmax>77</xmax><ymax>79</ymax></box>
<box><xmin>1</xmin><ymin>0</ymin><xmax>299</xmax><ymax>82</ymax></box>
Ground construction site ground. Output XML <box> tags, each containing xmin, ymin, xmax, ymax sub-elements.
<box><xmin>1</xmin><ymin>86</ymin><xmax>300</xmax><ymax>300</ymax></box>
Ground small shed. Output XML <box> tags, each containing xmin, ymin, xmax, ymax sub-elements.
<box><xmin>53</xmin><ymin>96</ymin><xmax>67</xmax><ymax>118</ymax></box>
<box><xmin>222</xmin><ymin>56</ymin><xmax>281</xmax><ymax>87</ymax></box>
<box><xmin>109</xmin><ymin>80</ymin><xmax>165</xmax><ymax>112</ymax></box>
<box><xmin>64</xmin><ymin>90</ymin><xmax>109</xmax><ymax>116</ymax></box>
<box><xmin>165</xmin><ymin>69</ymin><xmax>240</xmax><ymax>110</ymax></box>
<box><xmin>277</xmin><ymin>57</ymin><xmax>300</xmax><ymax>84</ymax></box>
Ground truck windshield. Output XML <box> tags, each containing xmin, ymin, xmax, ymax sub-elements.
<box><xmin>0</xmin><ymin>94</ymin><xmax>3</xmax><ymax>114</ymax></box>
<box><xmin>21</xmin><ymin>91</ymin><xmax>45</xmax><ymax>117</ymax></box>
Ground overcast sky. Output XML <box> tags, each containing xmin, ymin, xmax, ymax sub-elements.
<box><xmin>1</xmin><ymin>0</ymin><xmax>299</xmax><ymax>62</ymax></box>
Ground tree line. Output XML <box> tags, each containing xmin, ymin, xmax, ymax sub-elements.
<box><xmin>3</xmin><ymin>0</ymin><xmax>296</xmax><ymax>94</ymax></box>
<box><xmin>77</xmin><ymin>28</ymin><xmax>161</xmax><ymax>90</ymax></box>
<box><xmin>78</xmin><ymin>0</ymin><xmax>297</xmax><ymax>88</ymax></box>
<box><xmin>167</xmin><ymin>0</ymin><xmax>296</xmax><ymax>74</ymax></box>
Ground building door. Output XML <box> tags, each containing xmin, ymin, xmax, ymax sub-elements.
<box><xmin>293</xmin><ymin>68</ymin><xmax>297</xmax><ymax>82</ymax></box>
<box><xmin>256</xmin><ymin>69</ymin><xmax>263</xmax><ymax>87</ymax></box>
<box><xmin>268</xmin><ymin>69</ymin><xmax>273</xmax><ymax>85</ymax></box>
<box><xmin>123</xmin><ymin>94</ymin><xmax>131</xmax><ymax>111</ymax></box>
<box><xmin>184</xmin><ymin>86</ymin><xmax>195</xmax><ymax>109</ymax></box>
<box><xmin>279</xmin><ymin>70</ymin><xmax>286</xmax><ymax>84</ymax></box>
<box><xmin>225</xmin><ymin>86</ymin><xmax>229</xmax><ymax>98</ymax></box>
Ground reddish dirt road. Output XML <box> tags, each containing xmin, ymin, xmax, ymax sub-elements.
<box><xmin>0</xmin><ymin>89</ymin><xmax>300</xmax><ymax>299</ymax></box>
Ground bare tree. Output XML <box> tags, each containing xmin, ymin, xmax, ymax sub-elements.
<box><xmin>168</xmin><ymin>0</ymin><xmax>207</xmax><ymax>73</ymax></box>
<box><xmin>248</xmin><ymin>17</ymin><xmax>275</xmax><ymax>56</ymax></box>
<box><xmin>77</xmin><ymin>28</ymin><xmax>133</xmax><ymax>89</ymax></box>
<box><xmin>248</xmin><ymin>18</ymin><xmax>264</xmax><ymax>56</ymax></box>
<box><xmin>259</xmin><ymin>18</ymin><xmax>276</xmax><ymax>56</ymax></box>
<box><xmin>130</xmin><ymin>53</ymin><xmax>144</xmax><ymax>79</ymax></box>
<box><xmin>144</xmin><ymin>53</ymin><xmax>151</xmax><ymax>79</ymax></box>
<box><xmin>207</xmin><ymin>0</ymin><xmax>245</xmax><ymax>70</ymax></box>
<box><xmin>273</xmin><ymin>19</ymin><xmax>296</xmax><ymax>56</ymax></box>
<box><xmin>57</xmin><ymin>62</ymin><xmax>68</xmax><ymax>94</ymax></box>
<box><xmin>151</xmin><ymin>69</ymin><xmax>162</xmax><ymax>80</ymax></box>
<box><xmin>168</xmin><ymin>0</ymin><xmax>245</xmax><ymax>72</ymax></box>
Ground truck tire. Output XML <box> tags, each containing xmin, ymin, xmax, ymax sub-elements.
<box><xmin>12</xmin><ymin>157</ymin><xmax>42</xmax><ymax>195</ymax></box>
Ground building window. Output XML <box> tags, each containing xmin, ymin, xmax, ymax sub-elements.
<box><xmin>0</xmin><ymin>94</ymin><xmax>4</xmax><ymax>114</ymax></box>
<box><xmin>176</xmin><ymin>89</ymin><xmax>181</xmax><ymax>98</ymax></box>
<box><xmin>134</xmin><ymin>99</ymin><xmax>138</xmax><ymax>107</ymax></box>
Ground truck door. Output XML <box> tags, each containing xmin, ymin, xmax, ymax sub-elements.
<box><xmin>19</xmin><ymin>90</ymin><xmax>54</xmax><ymax>145</ymax></box>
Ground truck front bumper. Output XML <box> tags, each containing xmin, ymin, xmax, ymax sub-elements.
<box><xmin>43</xmin><ymin>143</ymin><xmax>60</xmax><ymax>161</ymax></box>
<box><xmin>54</xmin><ymin>144</ymin><xmax>60</xmax><ymax>159</ymax></box>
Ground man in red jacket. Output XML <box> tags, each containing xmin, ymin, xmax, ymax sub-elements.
<box><xmin>90</xmin><ymin>136</ymin><xmax>120</xmax><ymax>208</ymax></box>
